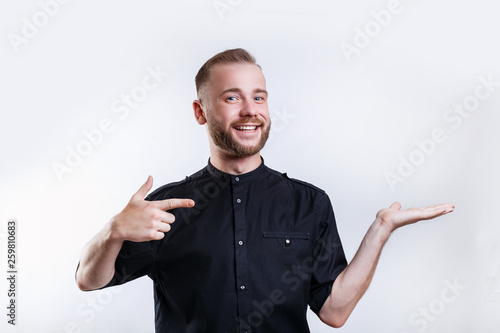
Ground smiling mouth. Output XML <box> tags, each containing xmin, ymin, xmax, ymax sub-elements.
<box><xmin>234</xmin><ymin>125</ymin><xmax>259</xmax><ymax>132</ymax></box>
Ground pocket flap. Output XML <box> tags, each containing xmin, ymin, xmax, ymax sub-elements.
<box><xmin>262</xmin><ymin>231</ymin><xmax>310</xmax><ymax>240</ymax></box>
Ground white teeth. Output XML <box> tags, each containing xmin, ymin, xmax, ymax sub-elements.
<box><xmin>235</xmin><ymin>125</ymin><xmax>257</xmax><ymax>132</ymax></box>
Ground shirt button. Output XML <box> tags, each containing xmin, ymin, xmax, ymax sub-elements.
<box><xmin>238</xmin><ymin>240</ymin><xmax>244</xmax><ymax>246</ymax></box>
<box><xmin>236</xmin><ymin>198</ymin><xmax>241</xmax><ymax>203</ymax></box>
<box><xmin>235</xmin><ymin>177</ymin><xmax>240</xmax><ymax>181</ymax></box>
<box><xmin>240</xmin><ymin>285</ymin><xmax>246</xmax><ymax>290</ymax></box>
<box><xmin>285</xmin><ymin>239</ymin><xmax>291</xmax><ymax>245</ymax></box>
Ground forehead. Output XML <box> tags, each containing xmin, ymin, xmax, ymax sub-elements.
<box><xmin>207</xmin><ymin>63</ymin><xmax>266</xmax><ymax>92</ymax></box>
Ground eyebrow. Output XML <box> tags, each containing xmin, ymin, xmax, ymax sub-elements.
<box><xmin>219</xmin><ymin>88</ymin><xmax>268</xmax><ymax>98</ymax></box>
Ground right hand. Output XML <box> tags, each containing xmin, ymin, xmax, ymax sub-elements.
<box><xmin>110</xmin><ymin>176</ymin><xmax>195</xmax><ymax>242</ymax></box>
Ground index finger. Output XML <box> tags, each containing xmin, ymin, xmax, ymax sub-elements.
<box><xmin>156</xmin><ymin>198</ymin><xmax>195</xmax><ymax>211</ymax></box>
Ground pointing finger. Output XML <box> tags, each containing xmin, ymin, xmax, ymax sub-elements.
<box><xmin>156</xmin><ymin>198</ymin><xmax>195</xmax><ymax>211</ymax></box>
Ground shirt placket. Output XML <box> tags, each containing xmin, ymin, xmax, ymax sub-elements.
<box><xmin>232</xmin><ymin>175</ymin><xmax>251</xmax><ymax>332</ymax></box>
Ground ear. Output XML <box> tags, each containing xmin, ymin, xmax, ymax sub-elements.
<box><xmin>193</xmin><ymin>100</ymin><xmax>207</xmax><ymax>125</ymax></box>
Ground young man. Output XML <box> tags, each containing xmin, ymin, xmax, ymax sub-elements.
<box><xmin>76</xmin><ymin>48</ymin><xmax>454</xmax><ymax>332</ymax></box>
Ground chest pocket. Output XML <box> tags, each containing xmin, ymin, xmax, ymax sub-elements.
<box><xmin>260</xmin><ymin>231</ymin><xmax>312</xmax><ymax>272</ymax></box>
<box><xmin>263</xmin><ymin>231</ymin><xmax>310</xmax><ymax>247</ymax></box>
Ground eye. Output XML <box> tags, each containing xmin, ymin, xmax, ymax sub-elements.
<box><xmin>254</xmin><ymin>96</ymin><xmax>265</xmax><ymax>102</ymax></box>
<box><xmin>226</xmin><ymin>96</ymin><xmax>237</xmax><ymax>101</ymax></box>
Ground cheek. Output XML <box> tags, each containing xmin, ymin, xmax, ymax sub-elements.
<box><xmin>208</xmin><ymin>104</ymin><xmax>231</xmax><ymax>121</ymax></box>
<box><xmin>255</xmin><ymin>102</ymin><xmax>269</xmax><ymax>114</ymax></box>
<box><xmin>216</xmin><ymin>103</ymin><xmax>239</xmax><ymax>117</ymax></box>
<box><xmin>260</xmin><ymin>109</ymin><xmax>270</xmax><ymax>122</ymax></box>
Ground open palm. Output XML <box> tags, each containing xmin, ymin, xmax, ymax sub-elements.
<box><xmin>377</xmin><ymin>202</ymin><xmax>455</xmax><ymax>234</ymax></box>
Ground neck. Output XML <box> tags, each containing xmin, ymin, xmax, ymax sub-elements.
<box><xmin>209</xmin><ymin>150</ymin><xmax>262</xmax><ymax>175</ymax></box>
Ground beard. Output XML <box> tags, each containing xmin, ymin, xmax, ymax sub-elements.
<box><xmin>206</xmin><ymin>112</ymin><xmax>271</xmax><ymax>158</ymax></box>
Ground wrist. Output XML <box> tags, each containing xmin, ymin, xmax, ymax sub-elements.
<box><xmin>368</xmin><ymin>218</ymin><xmax>393</xmax><ymax>245</ymax></box>
<box><xmin>106</xmin><ymin>215</ymin><xmax>127</xmax><ymax>244</ymax></box>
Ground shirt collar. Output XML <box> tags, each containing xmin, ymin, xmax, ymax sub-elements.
<box><xmin>206</xmin><ymin>157</ymin><xmax>267</xmax><ymax>183</ymax></box>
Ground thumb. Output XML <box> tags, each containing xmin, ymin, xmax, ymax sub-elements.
<box><xmin>389</xmin><ymin>201</ymin><xmax>401</xmax><ymax>210</ymax></box>
<box><xmin>132</xmin><ymin>175</ymin><xmax>153</xmax><ymax>200</ymax></box>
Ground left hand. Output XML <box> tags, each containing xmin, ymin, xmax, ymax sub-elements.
<box><xmin>376</xmin><ymin>202</ymin><xmax>455</xmax><ymax>235</ymax></box>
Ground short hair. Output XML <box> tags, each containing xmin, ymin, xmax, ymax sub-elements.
<box><xmin>195</xmin><ymin>48</ymin><xmax>260</xmax><ymax>98</ymax></box>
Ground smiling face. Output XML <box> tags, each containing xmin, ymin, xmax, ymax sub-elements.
<box><xmin>194</xmin><ymin>62</ymin><xmax>271</xmax><ymax>158</ymax></box>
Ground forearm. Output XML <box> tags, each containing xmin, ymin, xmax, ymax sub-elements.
<box><xmin>319</xmin><ymin>218</ymin><xmax>391</xmax><ymax>327</ymax></box>
<box><xmin>76</xmin><ymin>220</ymin><xmax>124</xmax><ymax>291</ymax></box>
<box><xmin>318</xmin><ymin>201</ymin><xmax>454</xmax><ymax>328</ymax></box>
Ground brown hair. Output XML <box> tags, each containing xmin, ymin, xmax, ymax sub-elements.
<box><xmin>195</xmin><ymin>48</ymin><xmax>260</xmax><ymax>98</ymax></box>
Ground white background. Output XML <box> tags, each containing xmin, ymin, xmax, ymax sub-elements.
<box><xmin>1</xmin><ymin>0</ymin><xmax>499</xmax><ymax>332</ymax></box>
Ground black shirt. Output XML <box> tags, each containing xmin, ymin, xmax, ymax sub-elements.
<box><xmin>105</xmin><ymin>159</ymin><xmax>347</xmax><ymax>332</ymax></box>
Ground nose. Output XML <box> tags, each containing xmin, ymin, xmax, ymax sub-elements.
<box><xmin>240</xmin><ymin>98</ymin><xmax>258</xmax><ymax>117</ymax></box>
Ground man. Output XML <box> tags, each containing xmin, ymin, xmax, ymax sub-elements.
<box><xmin>76</xmin><ymin>48</ymin><xmax>454</xmax><ymax>332</ymax></box>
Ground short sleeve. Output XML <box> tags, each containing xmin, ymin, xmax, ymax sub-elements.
<box><xmin>103</xmin><ymin>240</ymin><xmax>156</xmax><ymax>288</ymax></box>
<box><xmin>308</xmin><ymin>193</ymin><xmax>348</xmax><ymax>315</ymax></box>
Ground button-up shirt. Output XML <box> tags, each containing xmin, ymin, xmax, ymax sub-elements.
<box><xmin>105</xmin><ymin>159</ymin><xmax>347</xmax><ymax>332</ymax></box>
